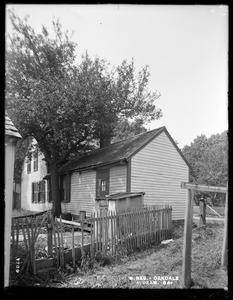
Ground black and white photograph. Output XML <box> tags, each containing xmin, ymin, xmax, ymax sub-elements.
<box><xmin>5</xmin><ymin>4</ymin><xmax>228</xmax><ymax>295</ymax></box>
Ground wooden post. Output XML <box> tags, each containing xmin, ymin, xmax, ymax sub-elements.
<box><xmin>72</xmin><ymin>224</ymin><xmax>75</xmax><ymax>271</ymax></box>
<box><xmin>222</xmin><ymin>183</ymin><xmax>228</xmax><ymax>270</ymax></box>
<box><xmin>47</xmin><ymin>213</ymin><xmax>53</xmax><ymax>256</ymax></box>
<box><xmin>182</xmin><ymin>189</ymin><xmax>194</xmax><ymax>288</ymax></box>
<box><xmin>199</xmin><ymin>198</ymin><xmax>206</xmax><ymax>226</ymax></box>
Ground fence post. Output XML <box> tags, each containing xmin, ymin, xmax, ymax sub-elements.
<box><xmin>199</xmin><ymin>198</ymin><xmax>206</xmax><ymax>226</ymax></box>
<box><xmin>47</xmin><ymin>212</ymin><xmax>53</xmax><ymax>256</ymax></box>
<box><xmin>182</xmin><ymin>189</ymin><xmax>194</xmax><ymax>288</ymax></box>
<box><xmin>222</xmin><ymin>182</ymin><xmax>228</xmax><ymax>270</ymax></box>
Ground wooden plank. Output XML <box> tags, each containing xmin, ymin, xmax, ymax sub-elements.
<box><xmin>138</xmin><ymin>209</ymin><xmax>141</xmax><ymax>247</ymax></box>
<box><xmin>182</xmin><ymin>189</ymin><xmax>194</xmax><ymax>288</ymax></box>
<box><xmin>118</xmin><ymin>213</ymin><xmax>121</xmax><ymax>250</ymax></box>
<box><xmin>99</xmin><ymin>211</ymin><xmax>102</xmax><ymax>252</ymax></box>
<box><xmin>96</xmin><ymin>212</ymin><xmax>99</xmax><ymax>252</ymax></box>
<box><xmin>55</xmin><ymin>219</ymin><xmax>61</xmax><ymax>267</ymax></box>
<box><xmin>90</xmin><ymin>213</ymin><xmax>93</xmax><ymax>258</ymax></box>
<box><xmin>72</xmin><ymin>224</ymin><xmax>75</xmax><ymax>270</ymax></box>
<box><xmin>139</xmin><ymin>210</ymin><xmax>142</xmax><ymax>248</ymax></box>
<box><xmin>132</xmin><ymin>211</ymin><xmax>135</xmax><ymax>250</ymax></box>
<box><xmin>15</xmin><ymin>218</ymin><xmax>19</xmax><ymax>257</ymax></box>
<box><xmin>81</xmin><ymin>216</ymin><xmax>84</xmax><ymax>256</ymax></box>
<box><xmin>31</xmin><ymin>216</ymin><xmax>36</xmax><ymax>274</ymax></box>
<box><xmin>180</xmin><ymin>182</ymin><xmax>227</xmax><ymax>193</ymax></box>
<box><xmin>34</xmin><ymin>213</ymin><xmax>47</xmax><ymax>241</ymax></box>
<box><xmin>25</xmin><ymin>217</ymin><xmax>33</xmax><ymax>273</ymax></box>
<box><xmin>110</xmin><ymin>212</ymin><xmax>113</xmax><ymax>255</ymax></box>
<box><xmin>51</xmin><ymin>217</ymin><xmax>59</xmax><ymax>267</ymax></box>
<box><xmin>47</xmin><ymin>214</ymin><xmax>53</xmax><ymax>256</ymax></box>
<box><xmin>222</xmin><ymin>183</ymin><xmax>228</xmax><ymax>269</ymax></box>
<box><xmin>59</xmin><ymin>217</ymin><xmax>65</xmax><ymax>268</ymax></box>
<box><xmin>11</xmin><ymin>218</ymin><xmax>15</xmax><ymax>259</ymax></box>
<box><xmin>105</xmin><ymin>211</ymin><xmax>108</xmax><ymax>253</ymax></box>
<box><xmin>21</xmin><ymin>219</ymin><xmax>30</xmax><ymax>272</ymax></box>
<box><xmin>199</xmin><ymin>199</ymin><xmax>206</xmax><ymax>226</ymax></box>
<box><xmin>93</xmin><ymin>213</ymin><xmax>95</xmax><ymax>256</ymax></box>
<box><xmin>56</xmin><ymin>218</ymin><xmax>81</xmax><ymax>226</ymax></box>
<box><xmin>128</xmin><ymin>211</ymin><xmax>131</xmax><ymax>251</ymax></box>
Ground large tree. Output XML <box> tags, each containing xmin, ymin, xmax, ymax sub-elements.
<box><xmin>182</xmin><ymin>131</ymin><xmax>228</xmax><ymax>205</ymax></box>
<box><xmin>6</xmin><ymin>11</ymin><xmax>162</xmax><ymax>217</ymax></box>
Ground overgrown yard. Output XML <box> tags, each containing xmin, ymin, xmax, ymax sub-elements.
<box><xmin>10</xmin><ymin>219</ymin><xmax>227</xmax><ymax>289</ymax></box>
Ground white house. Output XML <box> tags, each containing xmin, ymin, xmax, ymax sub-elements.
<box><xmin>21</xmin><ymin>139</ymin><xmax>52</xmax><ymax>212</ymax></box>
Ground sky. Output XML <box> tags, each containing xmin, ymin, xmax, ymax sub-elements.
<box><xmin>5</xmin><ymin>4</ymin><xmax>228</xmax><ymax>148</ymax></box>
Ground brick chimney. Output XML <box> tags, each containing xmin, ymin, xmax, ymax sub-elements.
<box><xmin>99</xmin><ymin>130</ymin><xmax>112</xmax><ymax>148</ymax></box>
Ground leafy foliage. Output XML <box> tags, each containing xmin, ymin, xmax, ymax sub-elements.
<box><xmin>6</xmin><ymin>10</ymin><xmax>162</xmax><ymax>216</ymax></box>
<box><xmin>182</xmin><ymin>131</ymin><xmax>228</xmax><ymax>205</ymax></box>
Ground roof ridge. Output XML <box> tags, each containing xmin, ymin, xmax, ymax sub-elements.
<box><xmin>103</xmin><ymin>126</ymin><xmax>166</xmax><ymax>148</ymax></box>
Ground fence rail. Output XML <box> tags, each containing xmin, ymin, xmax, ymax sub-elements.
<box><xmin>10</xmin><ymin>205</ymin><xmax>172</xmax><ymax>275</ymax></box>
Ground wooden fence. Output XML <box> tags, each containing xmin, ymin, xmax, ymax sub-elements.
<box><xmin>10</xmin><ymin>205</ymin><xmax>172</xmax><ymax>275</ymax></box>
<box><xmin>88</xmin><ymin>205</ymin><xmax>172</xmax><ymax>256</ymax></box>
<box><xmin>11</xmin><ymin>211</ymin><xmax>49</xmax><ymax>274</ymax></box>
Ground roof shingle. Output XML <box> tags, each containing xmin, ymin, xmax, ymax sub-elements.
<box><xmin>59</xmin><ymin>126</ymin><xmax>165</xmax><ymax>173</ymax></box>
<box><xmin>5</xmin><ymin>112</ymin><xmax>22</xmax><ymax>139</ymax></box>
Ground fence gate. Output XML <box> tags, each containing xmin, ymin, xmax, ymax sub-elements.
<box><xmin>11</xmin><ymin>211</ymin><xmax>49</xmax><ymax>275</ymax></box>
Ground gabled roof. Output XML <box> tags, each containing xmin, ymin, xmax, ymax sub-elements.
<box><xmin>5</xmin><ymin>112</ymin><xmax>22</xmax><ymax>139</ymax></box>
<box><xmin>59</xmin><ymin>126</ymin><xmax>192</xmax><ymax>173</ymax></box>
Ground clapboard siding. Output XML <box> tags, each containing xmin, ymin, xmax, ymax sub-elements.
<box><xmin>131</xmin><ymin>131</ymin><xmax>189</xmax><ymax>220</ymax></box>
<box><xmin>21</xmin><ymin>152</ymin><xmax>51</xmax><ymax>212</ymax></box>
<box><xmin>62</xmin><ymin>170</ymin><xmax>96</xmax><ymax>217</ymax></box>
<box><xmin>109</xmin><ymin>165</ymin><xmax>127</xmax><ymax>195</ymax></box>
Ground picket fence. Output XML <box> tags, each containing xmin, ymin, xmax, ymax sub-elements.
<box><xmin>10</xmin><ymin>205</ymin><xmax>172</xmax><ymax>274</ymax></box>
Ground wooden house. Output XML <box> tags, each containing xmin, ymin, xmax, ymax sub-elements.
<box><xmin>58</xmin><ymin>126</ymin><xmax>191</xmax><ymax>220</ymax></box>
<box><xmin>20</xmin><ymin>138</ymin><xmax>52</xmax><ymax>212</ymax></box>
<box><xmin>21</xmin><ymin>126</ymin><xmax>191</xmax><ymax>221</ymax></box>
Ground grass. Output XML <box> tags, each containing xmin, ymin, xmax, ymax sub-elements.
<box><xmin>193</xmin><ymin>205</ymin><xmax>225</xmax><ymax>217</ymax></box>
<box><xmin>9</xmin><ymin>220</ymin><xmax>227</xmax><ymax>289</ymax></box>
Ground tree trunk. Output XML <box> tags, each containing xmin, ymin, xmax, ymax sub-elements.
<box><xmin>50</xmin><ymin>164</ymin><xmax>62</xmax><ymax>218</ymax></box>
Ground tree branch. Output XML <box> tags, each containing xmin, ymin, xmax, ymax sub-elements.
<box><xmin>57</xmin><ymin>128</ymin><xmax>89</xmax><ymax>165</ymax></box>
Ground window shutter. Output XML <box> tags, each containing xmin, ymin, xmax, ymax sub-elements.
<box><xmin>39</xmin><ymin>181</ymin><xmax>45</xmax><ymax>203</ymax></box>
<box><xmin>47</xmin><ymin>180</ymin><xmax>49</xmax><ymax>202</ymax></box>
<box><xmin>35</xmin><ymin>182</ymin><xmax>39</xmax><ymax>203</ymax></box>
<box><xmin>32</xmin><ymin>183</ymin><xmax>35</xmax><ymax>203</ymax></box>
<box><xmin>33</xmin><ymin>150</ymin><xmax>38</xmax><ymax>172</ymax></box>
<box><xmin>27</xmin><ymin>159</ymin><xmax>31</xmax><ymax>174</ymax></box>
<box><xmin>65</xmin><ymin>174</ymin><xmax>70</xmax><ymax>203</ymax></box>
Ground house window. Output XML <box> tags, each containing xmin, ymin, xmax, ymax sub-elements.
<box><xmin>96</xmin><ymin>169</ymin><xmax>109</xmax><ymax>198</ymax></box>
<box><xmin>59</xmin><ymin>174</ymin><xmax>70</xmax><ymax>203</ymax></box>
<box><xmin>27</xmin><ymin>158</ymin><xmax>31</xmax><ymax>174</ymax></box>
<box><xmin>32</xmin><ymin>180</ymin><xmax>45</xmax><ymax>203</ymax></box>
<box><xmin>33</xmin><ymin>150</ymin><xmax>38</xmax><ymax>172</ymax></box>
